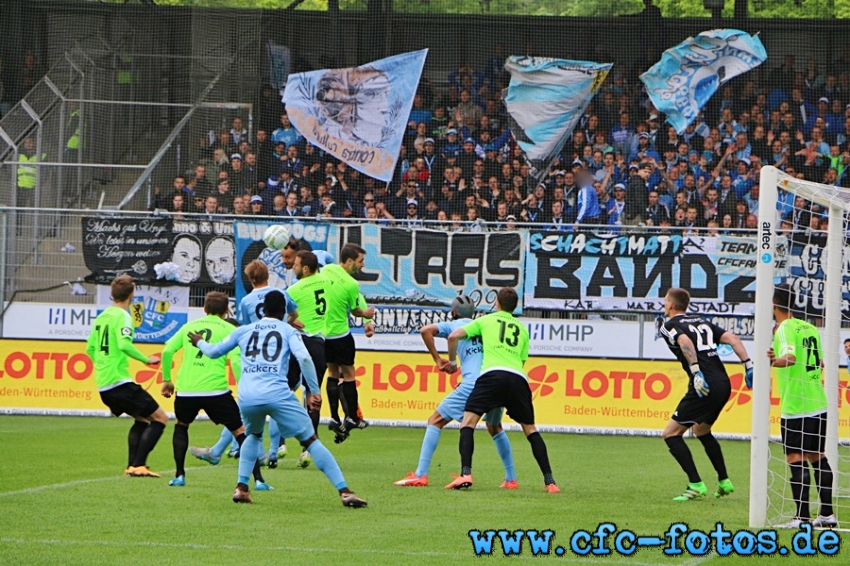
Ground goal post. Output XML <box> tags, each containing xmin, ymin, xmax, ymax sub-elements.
<box><xmin>750</xmin><ymin>165</ymin><xmax>843</xmax><ymax>528</ymax></box>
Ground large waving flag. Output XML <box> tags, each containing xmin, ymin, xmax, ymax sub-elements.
<box><xmin>283</xmin><ymin>50</ymin><xmax>427</xmax><ymax>182</ymax></box>
<box><xmin>640</xmin><ymin>29</ymin><xmax>767</xmax><ymax>134</ymax></box>
<box><xmin>502</xmin><ymin>57</ymin><xmax>612</xmax><ymax>184</ymax></box>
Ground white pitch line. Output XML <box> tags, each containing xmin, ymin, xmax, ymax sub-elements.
<box><xmin>0</xmin><ymin>465</ymin><xmax>211</xmax><ymax>498</ymax></box>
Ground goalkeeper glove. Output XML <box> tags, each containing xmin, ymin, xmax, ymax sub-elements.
<box><xmin>690</xmin><ymin>363</ymin><xmax>710</xmax><ymax>398</ymax></box>
<box><xmin>743</xmin><ymin>359</ymin><xmax>754</xmax><ymax>390</ymax></box>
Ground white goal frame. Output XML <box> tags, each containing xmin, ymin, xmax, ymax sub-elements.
<box><xmin>750</xmin><ymin>165</ymin><xmax>843</xmax><ymax>528</ymax></box>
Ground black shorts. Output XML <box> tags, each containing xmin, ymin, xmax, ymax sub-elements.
<box><xmin>174</xmin><ymin>391</ymin><xmax>243</xmax><ymax>432</ymax></box>
<box><xmin>782</xmin><ymin>412</ymin><xmax>827</xmax><ymax>455</ymax></box>
<box><xmin>671</xmin><ymin>380</ymin><xmax>731</xmax><ymax>427</ymax></box>
<box><xmin>287</xmin><ymin>336</ymin><xmax>327</xmax><ymax>394</ymax></box>
<box><xmin>100</xmin><ymin>382</ymin><xmax>160</xmax><ymax>419</ymax></box>
<box><xmin>325</xmin><ymin>334</ymin><xmax>356</xmax><ymax>366</ymax></box>
<box><xmin>464</xmin><ymin>370</ymin><xmax>535</xmax><ymax>425</ymax></box>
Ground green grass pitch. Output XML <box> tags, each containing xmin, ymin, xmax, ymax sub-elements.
<box><xmin>0</xmin><ymin>415</ymin><xmax>845</xmax><ymax>564</ymax></box>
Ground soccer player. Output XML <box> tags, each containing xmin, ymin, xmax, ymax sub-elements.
<box><xmin>322</xmin><ymin>243</ymin><xmax>376</xmax><ymax>442</ymax></box>
<box><xmin>659</xmin><ymin>287</ymin><xmax>753</xmax><ymax>501</ymax></box>
<box><xmin>444</xmin><ymin>287</ymin><xmax>559</xmax><ymax>493</ymax></box>
<box><xmin>197</xmin><ymin>260</ymin><xmax>295</xmax><ymax>467</ymax></box>
<box><xmin>85</xmin><ymin>275</ymin><xmax>167</xmax><ymax>477</ymax></box>
<box><xmin>160</xmin><ymin>291</ymin><xmax>269</xmax><ymax>489</ymax></box>
<box><xmin>284</xmin><ymin>250</ymin><xmax>330</xmax><ymax>467</ymax></box>
<box><xmin>190</xmin><ymin>290</ymin><xmax>367</xmax><ymax>507</ymax></box>
<box><xmin>767</xmin><ymin>283</ymin><xmax>836</xmax><ymax>528</ymax></box>
<box><xmin>394</xmin><ymin>295</ymin><xmax>518</xmax><ymax>488</ymax></box>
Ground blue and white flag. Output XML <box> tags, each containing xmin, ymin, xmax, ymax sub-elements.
<box><xmin>640</xmin><ymin>29</ymin><xmax>767</xmax><ymax>134</ymax></box>
<box><xmin>502</xmin><ymin>57</ymin><xmax>612</xmax><ymax>183</ymax></box>
<box><xmin>282</xmin><ymin>50</ymin><xmax>428</xmax><ymax>182</ymax></box>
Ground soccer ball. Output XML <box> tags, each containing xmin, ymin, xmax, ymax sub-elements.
<box><xmin>263</xmin><ymin>224</ymin><xmax>291</xmax><ymax>250</ymax></box>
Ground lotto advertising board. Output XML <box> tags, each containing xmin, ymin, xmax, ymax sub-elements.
<box><xmin>5</xmin><ymin>340</ymin><xmax>850</xmax><ymax>438</ymax></box>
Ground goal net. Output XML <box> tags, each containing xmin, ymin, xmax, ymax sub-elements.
<box><xmin>751</xmin><ymin>165</ymin><xmax>850</xmax><ymax>528</ymax></box>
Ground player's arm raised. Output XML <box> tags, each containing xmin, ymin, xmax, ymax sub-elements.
<box><xmin>720</xmin><ymin>330</ymin><xmax>754</xmax><ymax>389</ymax></box>
<box><xmin>767</xmin><ymin>324</ymin><xmax>796</xmax><ymax>368</ymax></box>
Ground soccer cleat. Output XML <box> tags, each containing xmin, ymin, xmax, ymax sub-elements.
<box><xmin>277</xmin><ymin>444</ymin><xmax>288</xmax><ymax>458</ymax></box>
<box><xmin>232</xmin><ymin>487</ymin><xmax>253</xmax><ymax>504</ymax></box>
<box><xmin>344</xmin><ymin>416</ymin><xmax>369</xmax><ymax>431</ymax></box>
<box><xmin>500</xmin><ymin>479</ymin><xmax>519</xmax><ymax>490</ymax></box>
<box><xmin>168</xmin><ymin>475</ymin><xmax>186</xmax><ymax>487</ymax></box>
<box><xmin>445</xmin><ymin>474</ymin><xmax>474</xmax><ymax>490</ymax></box>
<box><xmin>394</xmin><ymin>472</ymin><xmax>428</xmax><ymax>487</ymax></box>
<box><xmin>297</xmin><ymin>451</ymin><xmax>312</xmax><ymax>468</ymax></box>
<box><xmin>672</xmin><ymin>482</ymin><xmax>708</xmax><ymax>501</ymax></box>
<box><xmin>123</xmin><ymin>467</ymin><xmax>132</xmax><ymax>476</ymax></box>
<box><xmin>227</xmin><ymin>448</ymin><xmax>240</xmax><ymax>459</ymax></box>
<box><xmin>341</xmin><ymin>492</ymin><xmax>368</xmax><ymax>508</ymax></box>
<box><xmin>127</xmin><ymin>466</ymin><xmax>161</xmax><ymax>478</ymax></box>
<box><xmin>545</xmin><ymin>483</ymin><xmax>561</xmax><ymax>494</ymax></box>
<box><xmin>714</xmin><ymin>479</ymin><xmax>735</xmax><ymax>498</ymax></box>
<box><xmin>254</xmin><ymin>480</ymin><xmax>274</xmax><ymax>491</ymax></box>
<box><xmin>267</xmin><ymin>458</ymin><xmax>278</xmax><ymax>469</ymax></box>
<box><xmin>328</xmin><ymin>418</ymin><xmax>342</xmax><ymax>432</ymax></box>
<box><xmin>189</xmin><ymin>446</ymin><xmax>220</xmax><ymax>466</ymax></box>
<box><xmin>257</xmin><ymin>453</ymin><xmax>268</xmax><ymax>467</ymax></box>
<box><xmin>812</xmin><ymin>515</ymin><xmax>838</xmax><ymax>528</ymax></box>
<box><xmin>778</xmin><ymin>517</ymin><xmax>810</xmax><ymax>528</ymax></box>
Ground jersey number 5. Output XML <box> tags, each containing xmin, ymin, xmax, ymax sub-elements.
<box><xmin>314</xmin><ymin>289</ymin><xmax>327</xmax><ymax>316</ymax></box>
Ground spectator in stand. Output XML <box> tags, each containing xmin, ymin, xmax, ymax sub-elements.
<box><xmin>210</xmin><ymin>129</ymin><xmax>237</xmax><ymax>158</ymax></box>
<box><xmin>249</xmin><ymin>195</ymin><xmax>264</xmax><ymax>215</ymax></box>
<box><xmin>271</xmin><ymin>112</ymin><xmax>303</xmax><ymax>148</ymax></box>
<box><xmin>232</xmin><ymin>196</ymin><xmax>247</xmax><ymax>216</ymax></box>
<box><xmin>645</xmin><ymin>189</ymin><xmax>670</xmax><ymax>226</ymax></box>
<box><xmin>607</xmin><ymin>183</ymin><xmax>628</xmax><ymax>229</ymax></box>
<box><xmin>170</xmin><ymin>193</ymin><xmax>186</xmax><ymax>217</ymax></box>
<box><xmin>574</xmin><ymin>170</ymin><xmax>602</xmax><ymax>228</ymax></box>
<box><xmin>546</xmin><ymin>200</ymin><xmax>569</xmax><ymax>232</ymax></box>
<box><xmin>401</xmin><ymin>202</ymin><xmax>424</xmax><ymax>229</ymax></box>
<box><xmin>190</xmin><ymin>164</ymin><xmax>213</xmax><ymax>198</ymax></box>
<box><xmin>624</xmin><ymin>162</ymin><xmax>651</xmax><ymax>225</ymax></box>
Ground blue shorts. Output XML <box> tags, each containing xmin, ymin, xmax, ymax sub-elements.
<box><xmin>240</xmin><ymin>393</ymin><xmax>314</xmax><ymax>443</ymax></box>
<box><xmin>437</xmin><ymin>382</ymin><xmax>504</xmax><ymax>425</ymax></box>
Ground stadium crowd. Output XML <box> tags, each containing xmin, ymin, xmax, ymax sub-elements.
<box><xmin>146</xmin><ymin>53</ymin><xmax>850</xmax><ymax>235</ymax></box>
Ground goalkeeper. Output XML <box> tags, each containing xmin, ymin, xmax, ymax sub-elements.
<box><xmin>658</xmin><ymin>287</ymin><xmax>753</xmax><ymax>501</ymax></box>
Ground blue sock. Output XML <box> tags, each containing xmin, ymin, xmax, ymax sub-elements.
<box><xmin>211</xmin><ymin>428</ymin><xmax>233</xmax><ymax>459</ymax></box>
<box><xmin>308</xmin><ymin>439</ymin><xmax>347</xmax><ymax>490</ymax></box>
<box><xmin>238</xmin><ymin>434</ymin><xmax>263</xmax><ymax>486</ymax></box>
<box><xmin>415</xmin><ymin>425</ymin><xmax>442</xmax><ymax>478</ymax></box>
<box><xmin>268</xmin><ymin>419</ymin><xmax>281</xmax><ymax>458</ymax></box>
<box><xmin>492</xmin><ymin>431</ymin><xmax>517</xmax><ymax>482</ymax></box>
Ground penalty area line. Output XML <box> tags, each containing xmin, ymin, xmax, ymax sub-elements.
<box><xmin>0</xmin><ymin>465</ymin><xmax>212</xmax><ymax>498</ymax></box>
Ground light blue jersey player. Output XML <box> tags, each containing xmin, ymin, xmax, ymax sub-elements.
<box><xmin>198</xmin><ymin>260</ymin><xmax>297</xmax><ymax>468</ymax></box>
<box><xmin>393</xmin><ymin>296</ymin><xmax>517</xmax><ymax>488</ymax></box>
<box><xmin>191</xmin><ymin>290</ymin><xmax>367</xmax><ymax>507</ymax></box>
